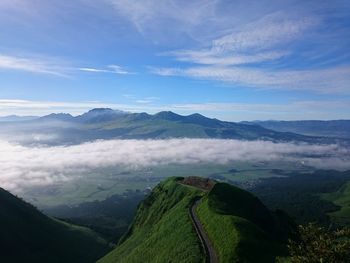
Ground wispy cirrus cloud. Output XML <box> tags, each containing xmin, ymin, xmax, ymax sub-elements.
<box><xmin>151</xmin><ymin>65</ymin><xmax>350</xmax><ymax>94</ymax></box>
<box><xmin>149</xmin><ymin>8</ymin><xmax>350</xmax><ymax>94</ymax></box>
<box><xmin>106</xmin><ymin>0</ymin><xmax>220</xmax><ymax>36</ymax></box>
<box><xmin>78</xmin><ymin>65</ymin><xmax>134</xmax><ymax>75</ymax></box>
<box><xmin>211</xmin><ymin>12</ymin><xmax>318</xmax><ymax>53</ymax></box>
<box><xmin>0</xmin><ymin>54</ymin><xmax>68</xmax><ymax>76</ymax></box>
<box><xmin>163</xmin><ymin>50</ymin><xmax>289</xmax><ymax>66</ymax></box>
<box><xmin>135</xmin><ymin>97</ymin><xmax>160</xmax><ymax>104</ymax></box>
<box><xmin>0</xmin><ymin>53</ymin><xmax>135</xmax><ymax>76</ymax></box>
<box><xmin>160</xmin><ymin>11</ymin><xmax>315</xmax><ymax>67</ymax></box>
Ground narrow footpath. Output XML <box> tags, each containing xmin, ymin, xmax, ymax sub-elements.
<box><xmin>190</xmin><ymin>199</ymin><xmax>219</xmax><ymax>263</ymax></box>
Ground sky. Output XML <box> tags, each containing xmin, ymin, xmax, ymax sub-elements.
<box><xmin>0</xmin><ymin>0</ymin><xmax>349</xmax><ymax>121</ymax></box>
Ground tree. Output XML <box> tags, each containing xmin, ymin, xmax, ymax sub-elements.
<box><xmin>286</xmin><ymin>223</ymin><xmax>350</xmax><ymax>263</ymax></box>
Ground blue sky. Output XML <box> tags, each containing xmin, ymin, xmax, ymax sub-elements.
<box><xmin>0</xmin><ymin>0</ymin><xmax>349</xmax><ymax>121</ymax></box>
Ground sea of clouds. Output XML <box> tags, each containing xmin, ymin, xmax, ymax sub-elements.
<box><xmin>0</xmin><ymin>138</ymin><xmax>349</xmax><ymax>192</ymax></box>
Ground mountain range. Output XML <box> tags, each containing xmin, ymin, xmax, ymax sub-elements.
<box><xmin>0</xmin><ymin>108</ymin><xmax>347</xmax><ymax>145</ymax></box>
<box><xmin>242</xmin><ymin>120</ymin><xmax>350</xmax><ymax>139</ymax></box>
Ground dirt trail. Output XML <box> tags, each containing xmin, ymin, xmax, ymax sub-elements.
<box><xmin>190</xmin><ymin>199</ymin><xmax>219</xmax><ymax>263</ymax></box>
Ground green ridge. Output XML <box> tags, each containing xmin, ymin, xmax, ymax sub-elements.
<box><xmin>98</xmin><ymin>177</ymin><xmax>205</xmax><ymax>263</ymax></box>
<box><xmin>98</xmin><ymin>178</ymin><xmax>293</xmax><ymax>263</ymax></box>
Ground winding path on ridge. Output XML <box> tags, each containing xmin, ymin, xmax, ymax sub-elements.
<box><xmin>190</xmin><ymin>199</ymin><xmax>219</xmax><ymax>263</ymax></box>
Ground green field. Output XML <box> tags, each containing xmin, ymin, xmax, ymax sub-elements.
<box><xmin>322</xmin><ymin>181</ymin><xmax>350</xmax><ymax>225</ymax></box>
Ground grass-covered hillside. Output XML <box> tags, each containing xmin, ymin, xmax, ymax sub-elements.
<box><xmin>0</xmin><ymin>187</ymin><xmax>112</xmax><ymax>263</ymax></box>
<box><xmin>98</xmin><ymin>177</ymin><xmax>205</xmax><ymax>263</ymax></box>
<box><xmin>98</xmin><ymin>177</ymin><xmax>295</xmax><ymax>263</ymax></box>
<box><xmin>196</xmin><ymin>183</ymin><xmax>293</xmax><ymax>262</ymax></box>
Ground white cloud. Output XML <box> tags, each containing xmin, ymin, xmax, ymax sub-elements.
<box><xmin>0</xmin><ymin>138</ymin><xmax>349</xmax><ymax>192</ymax></box>
<box><xmin>135</xmin><ymin>97</ymin><xmax>160</xmax><ymax>104</ymax></box>
<box><xmin>0</xmin><ymin>52</ymin><xmax>133</xmax><ymax>76</ymax></box>
<box><xmin>149</xmin><ymin>9</ymin><xmax>350</xmax><ymax>94</ymax></box>
<box><xmin>152</xmin><ymin>65</ymin><xmax>350</xmax><ymax>94</ymax></box>
<box><xmin>79</xmin><ymin>65</ymin><xmax>133</xmax><ymax>75</ymax></box>
<box><xmin>107</xmin><ymin>0</ymin><xmax>219</xmax><ymax>35</ymax></box>
<box><xmin>159</xmin><ymin>11</ymin><xmax>317</xmax><ymax>66</ymax></box>
<box><xmin>78</xmin><ymin>68</ymin><xmax>108</xmax><ymax>73</ymax></box>
<box><xmin>0</xmin><ymin>54</ymin><xmax>67</xmax><ymax>76</ymax></box>
<box><xmin>212</xmin><ymin>12</ymin><xmax>317</xmax><ymax>53</ymax></box>
<box><xmin>108</xmin><ymin>65</ymin><xmax>132</xmax><ymax>74</ymax></box>
<box><xmin>165</xmin><ymin>50</ymin><xmax>288</xmax><ymax>66</ymax></box>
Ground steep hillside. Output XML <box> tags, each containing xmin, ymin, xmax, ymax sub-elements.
<box><xmin>0</xmin><ymin>188</ymin><xmax>112</xmax><ymax>263</ymax></box>
<box><xmin>98</xmin><ymin>177</ymin><xmax>294</xmax><ymax>263</ymax></box>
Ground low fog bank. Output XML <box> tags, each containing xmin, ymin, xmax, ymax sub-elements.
<box><xmin>0</xmin><ymin>139</ymin><xmax>349</xmax><ymax>192</ymax></box>
<box><xmin>0</xmin><ymin>120</ymin><xmax>78</xmax><ymax>146</ymax></box>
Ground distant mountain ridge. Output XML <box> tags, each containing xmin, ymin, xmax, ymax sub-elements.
<box><xmin>243</xmin><ymin>120</ymin><xmax>350</xmax><ymax>139</ymax></box>
<box><xmin>75</xmin><ymin>108</ymin><xmax>129</xmax><ymax>123</ymax></box>
<box><xmin>0</xmin><ymin>115</ymin><xmax>38</xmax><ymax>122</ymax></box>
<box><xmin>32</xmin><ymin>109</ymin><xmax>327</xmax><ymax>143</ymax></box>
<box><xmin>0</xmin><ymin>108</ymin><xmax>347</xmax><ymax>145</ymax></box>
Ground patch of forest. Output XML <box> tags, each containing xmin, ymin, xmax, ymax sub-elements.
<box><xmin>251</xmin><ymin>170</ymin><xmax>350</xmax><ymax>226</ymax></box>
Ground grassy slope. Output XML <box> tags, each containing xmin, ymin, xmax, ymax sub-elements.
<box><xmin>99</xmin><ymin>179</ymin><xmax>292</xmax><ymax>263</ymax></box>
<box><xmin>0</xmin><ymin>188</ymin><xmax>111</xmax><ymax>263</ymax></box>
<box><xmin>98</xmin><ymin>177</ymin><xmax>205</xmax><ymax>263</ymax></box>
<box><xmin>323</xmin><ymin>181</ymin><xmax>350</xmax><ymax>225</ymax></box>
<box><xmin>196</xmin><ymin>183</ymin><xmax>288</xmax><ymax>262</ymax></box>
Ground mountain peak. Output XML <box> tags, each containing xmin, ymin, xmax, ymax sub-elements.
<box><xmin>40</xmin><ymin>113</ymin><xmax>74</xmax><ymax>121</ymax></box>
<box><xmin>86</xmin><ymin>108</ymin><xmax>128</xmax><ymax>115</ymax></box>
<box><xmin>188</xmin><ymin>113</ymin><xmax>204</xmax><ymax>118</ymax></box>
<box><xmin>153</xmin><ymin>111</ymin><xmax>183</xmax><ymax>121</ymax></box>
<box><xmin>76</xmin><ymin>108</ymin><xmax>129</xmax><ymax>123</ymax></box>
<box><xmin>180</xmin><ymin>176</ymin><xmax>216</xmax><ymax>191</ymax></box>
<box><xmin>87</xmin><ymin>108</ymin><xmax>114</xmax><ymax>113</ymax></box>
